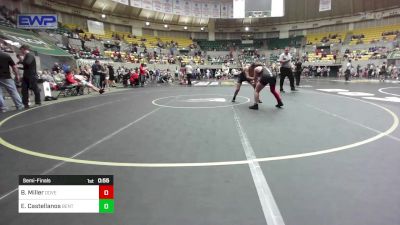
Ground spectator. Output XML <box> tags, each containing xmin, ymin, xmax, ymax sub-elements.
<box><xmin>0</xmin><ymin>49</ymin><xmax>24</xmax><ymax>111</ymax></box>
<box><xmin>107</xmin><ymin>64</ymin><xmax>116</xmax><ymax>87</ymax></box>
<box><xmin>80</xmin><ymin>65</ymin><xmax>91</xmax><ymax>83</ymax></box>
<box><xmin>185</xmin><ymin>63</ymin><xmax>193</xmax><ymax>85</ymax></box>
<box><xmin>379</xmin><ymin>62</ymin><xmax>387</xmax><ymax>81</ymax></box>
<box><xmin>52</xmin><ymin>63</ymin><xmax>61</xmax><ymax>73</ymax></box>
<box><xmin>91</xmin><ymin>60</ymin><xmax>104</xmax><ymax>88</ymax></box>
<box><xmin>345</xmin><ymin>60</ymin><xmax>352</xmax><ymax>81</ymax></box>
<box><xmin>102</xmin><ymin>65</ymin><xmax>108</xmax><ymax>89</ymax></box>
<box><xmin>122</xmin><ymin>68</ymin><xmax>130</xmax><ymax>87</ymax></box>
<box><xmin>294</xmin><ymin>59</ymin><xmax>302</xmax><ymax>86</ymax></box>
<box><xmin>65</xmin><ymin>68</ymin><xmax>104</xmax><ymax>94</ymax></box>
<box><xmin>139</xmin><ymin>63</ymin><xmax>147</xmax><ymax>87</ymax></box>
<box><xmin>129</xmin><ymin>68</ymin><xmax>139</xmax><ymax>87</ymax></box>
<box><xmin>92</xmin><ymin>47</ymin><xmax>100</xmax><ymax>57</ymax></box>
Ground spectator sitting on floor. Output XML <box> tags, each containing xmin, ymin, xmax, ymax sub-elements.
<box><xmin>129</xmin><ymin>68</ymin><xmax>139</xmax><ymax>87</ymax></box>
<box><xmin>65</xmin><ymin>68</ymin><xmax>104</xmax><ymax>94</ymax></box>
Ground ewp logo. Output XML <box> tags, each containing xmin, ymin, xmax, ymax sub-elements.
<box><xmin>17</xmin><ymin>14</ymin><xmax>58</xmax><ymax>29</ymax></box>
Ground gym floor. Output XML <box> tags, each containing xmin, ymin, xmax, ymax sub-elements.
<box><xmin>0</xmin><ymin>79</ymin><xmax>399</xmax><ymax>225</ymax></box>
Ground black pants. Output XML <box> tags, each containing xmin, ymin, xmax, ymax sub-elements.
<box><xmin>295</xmin><ymin>71</ymin><xmax>301</xmax><ymax>86</ymax></box>
<box><xmin>100</xmin><ymin>75</ymin><xmax>106</xmax><ymax>89</ymax></box>
<box><xmin>140</xmin><ymin>75</ymin><xmax>146</xmax><ymax>87</ymax></box>
<box><xmin>22</xmin><ymin>77</ymin><xmax>41</xmax><ymax>106</ymax></box>
<box><xmin>280</xmin><ymin>67</ymin><xmax>295</xmax><ymax>91</ymax></box>
<box><xmin>345</xmin><ymin>69</ymin><xmax>350</xmax><ymax>81</ymax></box>
<box><xmin>368</xmin><ymin>70</ymin><xmax>373</xmax><ymax>79</ymax></box>
<box><xmin>187</xmin><ymin>73</ymin><xmax>192</xmax><ymax>85</ymax></box>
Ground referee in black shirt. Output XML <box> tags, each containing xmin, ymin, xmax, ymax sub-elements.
<box><xmin>18</xmin><ymin>45</ymin><xmax>41</xmax><ymax>108</ymax></box>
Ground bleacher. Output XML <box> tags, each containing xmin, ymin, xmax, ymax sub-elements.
<box><xmin>77</xmin><ymin>30</ymin><xmax>193</xmax><ymax>49</ymax></box>
<box><xmin>35</xmin><ymin>21</ymin><xmax>399</xmax><ymax>66</ymax></box>
<box><xmin>306</xmin><ymin>32</ymin><xmax>346</xmax><ymax>45</ymax></box>
<box><xmin>306</xmin><ymin>52</ymin><xmax>335</xmax><ymax>62</ymax></box>
<box><xmin>266</xmin><ymin>36</ymin><xmax>303</xmax><ymax>49</ymax></box>
<box><xmin>349</xmin><ymin>24</ymin><xmax>399</xmax><ymax>45</ymax></box>
<box><xmin>343</xmin><ymin>48</ymin><xmax>389</xmax><ymax>61</ymax></box>
<box><xmin>196</xmin><ymin>40</ymin><xmax>241</xmax><ymax>51</ymax></box>
<box><xmin>269</xmin><ymin>53</ymin><xmax>279</xmax><ymax>62</ymax></box>
<box><xmin>196</xmin><ymin>39</ymin><xmax>263</xmax><ymax>51</ymax></box>
<box><xmin>52</xmin><ymin>26</ymin><xmax>73</xmax><ymax>36</ymax></box>
<box><xmin>63</xmin><ymin>23</ymin><xmax>79</xmax><ymax>31</ymax></box>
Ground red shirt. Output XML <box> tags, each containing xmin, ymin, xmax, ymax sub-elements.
<box><xmin>130</xmin><ymin>72</ymin><xmax>139</xmax><ymax>82</ymax></box>
<box><xmin>139</xmin><ymin>65</ymin><xmax>147</xmax><ymax>75</ymax></box>
<box><xmin>65</xmin><ymin>72</ymin><xmax>78</xmax><ymax>84</ymax></box>
<box><xmin>92</xmin><ymin>49</ymin><xmax>100</xmax><ymax>56</ymax></box>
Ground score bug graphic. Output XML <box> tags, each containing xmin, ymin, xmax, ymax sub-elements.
<box><xmin>17</xmin><ymin>14</ymin><xmax>58</xmax><ymax>29</ymax></box>
<box><xmin>18</xmin><ymin>175</ymin><xmax>114</xmax><ymax>213</ymax></box>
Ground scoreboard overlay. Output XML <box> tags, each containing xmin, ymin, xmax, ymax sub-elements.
<box><xmin>18</xmin><ymin>175</ymin><xmax>114</xmax><ymax>213</ymax></box>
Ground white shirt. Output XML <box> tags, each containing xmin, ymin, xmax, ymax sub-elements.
<box><xmin>279</xmin><ymin>53</ymin><xmax>292</xmax><ymax>68</ymax></box>
<box><xmin>346</xmin><ymin>62</ymin><xmax>352</xmax><ymax>70</ymax></box>
<box><xmin>185</xmin><ymin>64</ymin><xmax>193</xmax><ymax>74</ymax></box>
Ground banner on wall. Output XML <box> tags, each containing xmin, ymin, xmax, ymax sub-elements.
<box><xmin>130</xmin><ymin>0</ymin><xmax>142</xmax><ymax>8</ymax></box>
<box><xmin>319</xmin><ymin>0</ymin><xmax>331</xmax><ymax>12</ymax></box>
<box><xmin>182</xmin><ymin>0</ymin><xmax>192</xmax><ymax>16</ymax></box>
<box><xmin>211</xmin><ymin>1</ymin><xmax>221</xmax><ymax>18</ymax></box>
<box><xmin>220</xmin><ymin>2</ymin><xmax>229</xmax><ymax>18</ymax></box>
<box><xmin>141</xmin><ymin>0</ymin><xmax>153</xmax><ymax>10</ymax></box>
<box><xmin>112</xmin><ymin>0</ymin><xmax>129</xmax><ymax>5</ymax></box>
<box><xmin>121</xmin><ymin>0</ymin><xmax>230</xmax><ymax>18</ymax></box>
<box><xmin>201</xmin><ymin>2</ymin><xmax>211</xmax><ymax>18</ymax></box>
<box><xmin>162</xmin><ymin>0</ymin><xmax>173</xmax><ymax>14</ymax></box>
<box><xmin>87</xmin><ymin>20</ymin><xmax>105</xmax><ymax>35</ymax></box>
<box><xmin>233</xmin><ymin>0</ymin><xmax>245</xmax><ymax>18</ymax></box>
<box><xmin>153</xmin><ymin>0</ymin><xmax>162</xmax><ymax>12</ymax></box>
<box><xmin>227</xmin><ymin>2</ymin><xmax>234</xmax><ymax>18</ymax></box>
<box><xmin>191</xmin><ymin>0</ymin><xmax>202</xmax><ymax>17</ymax></box>
<box><xmin>173</xmin><ymin>0</ymin><xmax>184</xmax><ymax>15</ymax></box>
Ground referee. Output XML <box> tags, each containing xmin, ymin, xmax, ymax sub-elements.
<box><xmin>278</xmin><ymin>48</ymin><xmax>296</xmax><ymax>92</ymax></box>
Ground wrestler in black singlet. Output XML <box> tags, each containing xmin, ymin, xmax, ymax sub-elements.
<box><xmin>237</xmin><ymin>71</ymin><xmax>252</xmax><ymax>84</ymax></box>
<box><xmin>258</xmin><ymin>67</ymin><xmax>277</xmax><ymax>86</ymax></box>
<box><xmin>249</xmin><ymin>65</ymin><xmax>283</xmax><ymax>110</ymax></box>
